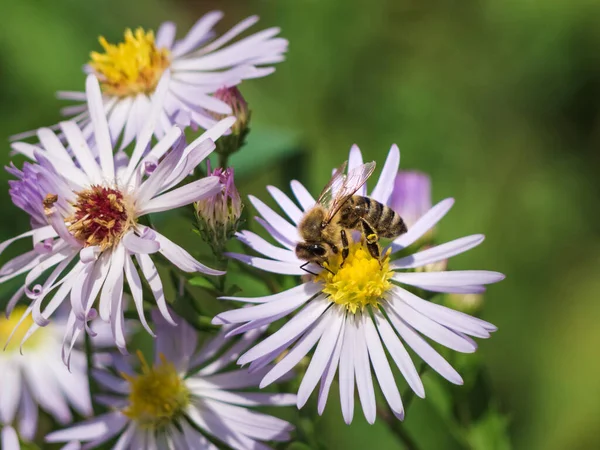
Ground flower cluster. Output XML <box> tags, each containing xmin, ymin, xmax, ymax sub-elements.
<box><xmin>0</xmin><ymin>8</ymin><xmax>504</xmax><ymax>450</ymax></box>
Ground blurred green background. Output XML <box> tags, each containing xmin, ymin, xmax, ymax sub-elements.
<box><xmin>2</xmin><ymin>0</ymin><xmax>600</xmax><ymax>449</ymax></box>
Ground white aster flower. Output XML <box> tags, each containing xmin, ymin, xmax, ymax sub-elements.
<box><xmin>0</xmin><ymin>308</ymin><xmax>93</xmax><ymax>449</ymax></box>
<box><xmin>213</xmin><ymin>144</ymin><xmax>505</xmax><ymax>424</ymax></box>
<box><xmin>43</xmin><ymin>11</ymin><xmax>287</xmax><ymax>150</ymax></box>
<box><xmin>46</xmin><ymin>311</ymin><xmax>296</xmax><ymax>450</ymax></box>
<box><xmin>1</xmin><ymin>74</ymin><xmax>234</xmax><ymax>360</ymax></box>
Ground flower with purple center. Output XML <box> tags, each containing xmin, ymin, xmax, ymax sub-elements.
<box><xmin>46</xmin><ymin>311</ymin><xmax>296</xmax><ymax>449</ymax></box>
<box><xmin>21</xmin><ymin>11</ymin><xmax>287</xmax><ymax>150</ymax></box>
<box><xmin>0</xmin><ymin>307</ymin><xmax>100</xmax><ymax>450</ymax></box>
<box><xmin>0</xmin><ymin>73</ymin><xmax>235</xmax><ymax>361</ymax></box>
<box><xmin>212</xmin><ymin>144</ymin><xmax>504</xmax><ymax>424</ymax></box>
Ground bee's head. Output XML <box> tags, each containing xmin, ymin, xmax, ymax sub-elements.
<box><xmin>295</xmin><ymin>242</ymin><xmax>328</xmax><ymax>263</ymax></box>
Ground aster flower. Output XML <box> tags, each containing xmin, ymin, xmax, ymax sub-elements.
<box><xmin>0</xmin><ymin>307</ymin><xmax>94</xmax><ymax>449</ymax></box>
<box><xmin>212</xmin><ymin>144</ymin><xmax>504</xmax><ymax>424</ymax></box>
<box><xmin>1</xmin><ymin>74</ymin><xmax>234</xmax><ymax>359</ymax></box>
<box><xmin>46</xmin><ymin>310</ymin><xmax>296</xmax><ymax>449</ymax></box>
<box><xmin>29</xmin><ymin>11</ymin><xmax>287</xmax><ymax>150</ymax></box>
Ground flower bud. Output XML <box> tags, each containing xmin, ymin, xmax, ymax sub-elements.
<box><xmin>390</xmin><ymin>171</ymin><xmax>432</xmax><ymax>229</ymax></box>
<box><xmin>444</xmin><ymin>293</ymin><xmax>484</xmax><ymax>315</ymax></box>
<box><xmin>195</xmin><ymin>164</ymin><xmax>243</xmax><ymax>256</ymax></box>
<box><xmin>212</xmin><ymin>87</ymin><xmax>251</xmax><ymax>158</ymax></box>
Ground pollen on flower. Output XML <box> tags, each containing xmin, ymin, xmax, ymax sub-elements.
<box><xmin>0</xmin><ymin>306</ymin><xmax>44</xmax><ymax>352</ymax></box>
<box><xmin>122</xmin><ymin>351</ymin><xmax>190</xmax><ymax>429</ymax></box>
<box><xmin>65</xmin><ymin>185</ymin><xmax>135</xmax><ymax>250</ymax></box>
<box><xmin>89</xmin><ymin>28</ymin><xmax>171</xmax><ymax>97</ymax></box>
<box><xmin>317</xmin><ymin>243</ymin><xmax>393</xmax><ymax>314</ymax></box>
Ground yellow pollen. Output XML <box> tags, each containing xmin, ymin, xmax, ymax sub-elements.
<box><xmin>122</xmin><ymin>351</ymin><xmax>190</xmax><ymax>429</ymax></box>
<box><xmin>64</xmin><ymin>185</ymin><xmax>135</xmax><ymax>251</ymax></box>
<box><xmin>89</xmin><ymin>28</ymin><xmax>171</xmax><ymax>97</ymax></box>
<box><xmin>316</xmin><ymin>243</ymin><xmax>393</xmax><ymax>314</ymax></box>
<box><xmin>0</xmin><ymin>306</ymin><xmax>44</xmax><ymax>352</ymax></box>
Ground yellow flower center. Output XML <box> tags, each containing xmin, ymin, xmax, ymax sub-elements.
<box><xmin>122</xmin><ymin>352</ymin><xmax>190</xmax><ymax>429</ymax></box>
<box><xmin>0</xmin><ymin>307</ymin><xmax>44</xmax><ymax>352</ymax></box>
<box><xmin>89</xmin><ymin>28</ymin><xmax>171</xmax><ymax>97</ymax></box>
<box><xmin>62</xmin><ymin>186</ymin><xmax>136</xmax><ymax>251</ymax></box>
<box><xmin>316</xmin><ymin>243</ymin><xmax>393</xmax><ymax>314</ymax></box>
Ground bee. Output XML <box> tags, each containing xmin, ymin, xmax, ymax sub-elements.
<box><xmin>296</xmin><ymin>161</ymin><xmax>407</xmax><ymax>272</ymax></box>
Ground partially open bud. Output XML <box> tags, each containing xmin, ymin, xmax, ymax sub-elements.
<box><xmin>212</xmin><ymin>86</ymin><xmax>251</xmax><ymax>159</ymax></box>
<box><xmin>444</xmin><ymin>293</ymin><xmax>484</xmax><ymax>315</ymax></box>
<box><xmin>195</xmin><ymin>163</ymin><xmax>243</xmax><ymax>257</ymax></box>
<box><xmin>390</xmin><ymin>171</ymin><xmax>432</xmax><ymax>229</ymax></box>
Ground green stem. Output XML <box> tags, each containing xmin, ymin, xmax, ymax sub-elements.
<box><xmin>84</xmin><ymin>332</ymin><xmax>99</xmax><ymax>415</ymax></box>
<box><xmin>378</xmin><ymin>403</ymin><xmax>420</xmax><ymax>450</ymax></box>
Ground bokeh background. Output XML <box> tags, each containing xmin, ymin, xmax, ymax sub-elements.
<box><xmin>2</xmin><ymin>0</ymin><xmax>600</xmax><ymax>449</ymax></box>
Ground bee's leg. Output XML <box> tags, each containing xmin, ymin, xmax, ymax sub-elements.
<box><xmin>340</xmin><ymin>229</ymin><xmax>350</xmax><ymax>266</ymax></box>
<box><xmin>300</xmin><ymin>261</ymin><xmax>319</xmax><ymax>276</ymax></box>
<box><xmin>360</xmin><ymin>218</ymin><xmax>381</xmax><ymax>262</ymax></box>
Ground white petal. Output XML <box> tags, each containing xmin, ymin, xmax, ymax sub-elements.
<box><xmin>297</xmin><ymin>307</ymin><xmax>344</xmax><ymax>407</ymax></box>
<box><xmin>122</xmin><ymin>231</ymin><xmax>160</xmax><ymax>254</ymax></box>
<box><xmin>136</xmin><ymin>253</ymin><xmax>175</xmax><ymax>326</ymax></box>
<box><xmin>2</xmin><ymin>426</ymin><xmax>19</xmax><ymax>450</ymax></box>
<box><xmin>137</xmin><ymin>176</ymin><xmax>221</xmax><ymax>215</ymax></box>
<box><xmin>393</xmin><ymin>270</ymin><xmax>504</xmax><ymax>287</ymax></box>
<box><xmin>45</xmin><ymin>412</ymin><xmax>128</xmax><ymax>443</ymax></box>
<box><xmin>234</xmin><ymin>230</ymin><xmax>300</xmax><ymax>263</ymax></box>
<box><xmin>123</xmin><ymin>254</ymin><xmax>154</xmax><ymax>336</ymax></box>
<box><xmin>339</xmin><ymin>314</ymin><xmax>356</xmax><ymax>424</ymax></box>
<box><xmin>389</xmin><ymin>296</ymin><xmax>477</xmax><ymax>353</ymax></box>
<box><xmin>0</xmin><ymin>365</ymin><xmax>21</xmax><ymax>423</ymax></box>
<box><xmin>219</xmin><ymin>281</ymin><xmax>319</xmax><ymax>304</ymax></box>
<box><xmin>317</xmin><ymin>308</ymin><xmax>346</xmax><ymax>415</ymax></box>
<box><xmin>267</xmin><ymin>185</ymin><xmax>304</xmax><ymax>224</ymax></box>
<box><xmin>363</xmin><ymin>313</ymin><xmax>404</xmax><ymax>416</ymax></box>
<box><xmin>388</xmin><ymin>198</ymin><xmax>455</xmax><ymax>253</ymax></box>
<box><xmin>153</xmin><ymin>230</ymin><xmax>224</xmax><ymax>276</ymax></box>
<box><xmin>290</xmin><ymin>180</ymin><xmax>315</xmax><ymax>211</ymax></box>
<box><xmin>59</xmin><ymin>121</ymin><xmax>102</xmax><ymax>184</ymax></box>
<box><xmin>354</xmin><ymin>313</ymin><xmax>376</xmax><ymax>424</ymax></box>
<box><xmin>98</xmin><ymin>247</ymin><xmax>125</xmax><ymax>322</ymax></box>
<box><xmin>86</xmin><ymin>75</ymin><xmax>115</xmax><ymax>180</ymax></box>
<box><xmin>370</xmin><ymin>144</ymin><xmax>400</xmax><ymax>205</ymax></box>
<box><xmin>156</xmin><ymin>21</ymin><xmax>177</xmax><ymax>49</ymax></box>
<box><xmin>171</xmin><ymin>11</ymin><xmax>224</xmax><ymax>58</ymax></box>
<box><xmin>214</xmin><ymin>282</ymin><xmax>320</xmax><ymax>324</ymax></box>
<box><xmin>387</xmin><ymin>310</ymin><xmax>463</xmax><ymax>385</ymax></box>
<box><xmin>238</xmin><ymin>298</ymin><xmax>330</xmax><ymax>365</ymax></box>
<box><xmin>393</xmin><ymin>286</ymin><xmax>494</xmax><ymax>337</ymax></box>
<box><xmin>248</xmin><ymin>195</ymin><xmax>300</xmax><ymax>243</ymax></box>
<box><xmin>373</xmin><ymin>309</ymin><xmax>425</xmax><ymax>398</ymax></box>
<box><xmin>391</xmin><ymin>234</ymin><xmax>485</xmax><ymax>269</ymax></box>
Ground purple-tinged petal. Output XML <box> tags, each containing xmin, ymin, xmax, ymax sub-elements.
<box><xmin>370</xmin><ymin>144</ymin><xmax>400</xmax><ymax>205</ymax></box>
<box><xmin>391</xmin><ymin>234</ymin><xmax>485</xmax><ymax>269</ymax></box>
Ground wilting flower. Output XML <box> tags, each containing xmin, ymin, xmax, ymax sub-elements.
<box><xmin>0</xmin><ymin>308</ymin><xmax>94</xmax><ymax>449</ymax></box>
<box><xmin>390</xmin><ymin>171</ymin><xmax>432</xmax><ymax>229</ymax></box>
<box><xmin>37</xmin><ymin>11</ymin><xmax>287</xmax><ymax>149</ymax></box>
<box><xmin>46</xmin><ymin>311</ymin><xmax>296</xmax><ymax>449</ymax></box>
<box><xmin>195</xmin><ymin>163</ymin><xmax>243</xmax><ymax>256</ymax></box>
<box><xmin>1</xmin><ymin>74</ymin><xmax>234</xmax><ymax>360</ymax></box>
<box><xmin>213</xmin><ymin>144</ymin><xmax>504</xmax><ymax>424</ymax></box>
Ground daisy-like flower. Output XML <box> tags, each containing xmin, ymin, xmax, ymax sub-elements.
<box><xmin>213</xmin><ymin>144</ymin><xmax>505</xmax><ymax>424</ymax></box>
<box><xmin>46</xmin><ymin>310</ymin><xmax>296</xmax><ymax>449</ymax></box>
<box><xmin>47</xmin><ymin>11</ymin><xmax>287</xmax><ymax>149</ymax></box>
<box><xmin>0</xmin><ymin>307</ymin><xmax>94</xmax><ymax>449</ymax></box>
<box><xmin>1</xmin><ymin>73</ymin><xmax>234</xmax><ymax>359</ymax></box>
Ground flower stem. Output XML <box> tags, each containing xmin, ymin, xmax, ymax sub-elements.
<box><xmin>84</xmin><ymin>332</ymin><xmax>99</xmax><ymax>415</ymax></box>
<box><xmin>378</xmin><ymin>403</ymin><xmax>420</xmax><ymax>450</ymax></box>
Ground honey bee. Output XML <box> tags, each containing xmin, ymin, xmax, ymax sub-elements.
<box><xmin>296</xmin><ymin>161</ymin><xmax>407</xmax><ymax>272</ymax></box>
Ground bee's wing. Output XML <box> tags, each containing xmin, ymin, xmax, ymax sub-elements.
<box><xmin>316</xmin><ymin>161</ymin><xmax>349</xmax><ymax>209</ymax></box>
<box><xmin>324</xmin><ymin>161</ymin><xmax>376</xmax><ymax>223</ymax></box>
